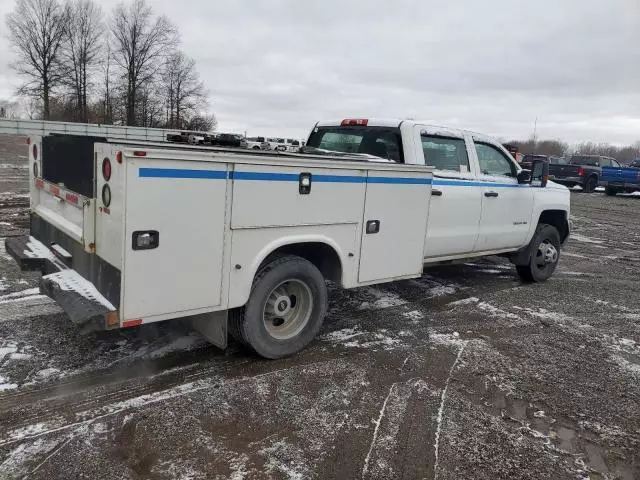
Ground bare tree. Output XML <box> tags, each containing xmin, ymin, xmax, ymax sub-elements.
<box><xmin>6</xmin><ymin>0</ymin><xmax>69</xmax><ymax>119</ymax></box>
<box><xmin>62</xmin><ymin>0</ymin><xmax>103</xmax><ymax>122</ymax></box>
<box><xmin>110</xmin><ymin>0</ymin><xmax>178</xmax><ymax>126</ymax></box>
<box><xmin>163</xmin><ymin>51</ymin><xmax>206</xmax><ymax>128</ymax></box>
<box><xmin>186</xmin><ymin>114</ymin><xmax>217</xmax><ymax>132</ymax></box>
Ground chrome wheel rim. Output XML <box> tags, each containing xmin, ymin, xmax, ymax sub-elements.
<box><xmin>535</xmin><ymin>240</ymin><xmax>558</xmax><ymax>268</ymax></box>
<box><xmin>263</xmin><ymin>279</ymin><xmax>313</xmax><ymax>340</ymax></box>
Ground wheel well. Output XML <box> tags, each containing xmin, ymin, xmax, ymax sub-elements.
<box><xmin>261</xmin><ymin>242</ymin><xmax>343</xmax><ymax>283</ymax></box>
<box><xmin>539</xmin><ymin>210</ymin><xmax>569</xmax><ymax>243</ymax></box>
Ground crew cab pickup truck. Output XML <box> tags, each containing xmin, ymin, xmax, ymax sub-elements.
<box><xmin>549</xmin><ymin>155</ymin><xmax>620</xmax><ymax>193</ymax></box>
<box><xmin>601</xmin><ymin>164</ymin><xmax>640</xmax><ymax>195</ymax></box>
<box><xmin>3</xmin><ymin>118</ymin><xmax>570</xmax><ymax>359</ymax></box>
<box><xmin>520</xmin><ymin>154</ymin><xmax>566</xmax><ymax>171</ymax></box>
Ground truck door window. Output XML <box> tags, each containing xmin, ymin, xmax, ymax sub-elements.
<box><xmin>611</xmin><ymin>159</ymin><xmax>621</xmax><ymax>167</ymax></box>
<box><xmin>600</xmin><ymin>158</ymin><xmax>611</xmax><ymax>167</ymax></box>
<box><xmin>474</xmin><ymin>142</ymin><xmax>516</xmax><ymax>177</ymax></box>
<box><xmin>421</xmin><ymin>135</ymin><xmax>470</xmax><ymax>172</ymax></box>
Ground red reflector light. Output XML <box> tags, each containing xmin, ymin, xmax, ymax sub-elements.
<box><xmin>341</xmin><ymin>118</ymin><xmax>369</xmax><ymax>126</ymax></box>
<box><xmin>65</xmin><ymin>193</ymin><xmax>79</xmax><ymax>204</ymax></box>
<box><xmin>50</xmin><ymin>185</ymin><xmax>60</xmax><ymax>196</ymax></box>
<box><xmin>116</xmin><ymin>151</ymin><xmax>123</xmax><ymax>164</ymax></box>
<box><xmin>33</xmin><ymin>144</ymin><xmax>38</xmax><ymax>160</ymax></box>
<box><xmin>122</xmin><ymin>319</ymin><xmax>142</xmax><ymax>328</ymax></box>
<box><xmin>35</xmin><ymin>178</ymin><xmax>44</xmax><ymax>189</ymax></box>
<box><xmin>26</xmin><ymin>138</ymin><xmax>31</xmax><ymax>145</ymax></box>
<box><xmin>133</xmin><ymin>151</ymin><xmax>146</xmax><ymax>157</ymax></box>
<box><xmin>578</xmin><ymin>167</ymin><xmax>585</xmax><ymax>176</ymax></box>
<box><xmin>102</xmin><ymin>158</ymin><xmax>112</xmax><ymax>181</ymax></box>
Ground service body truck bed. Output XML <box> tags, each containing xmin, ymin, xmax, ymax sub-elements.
<box><xmin>3</xmin><ymin>118</ymin><xmax>570</xmax><ymax>358</ymax></box>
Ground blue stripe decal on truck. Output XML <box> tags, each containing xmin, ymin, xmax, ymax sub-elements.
<box><xmin>139</xmin><ymin>168</ymin><xmax>227</xmax><ymax>179</ymax></box>
<box><xmin>432</xmin><ymin>179</ymin><xmax>520</xmax><ymax>188</ymax></box>
<box><xmin>139</xmin><ymin>168</ymin><xmax>431</xmax><ymax>184</ymax></box>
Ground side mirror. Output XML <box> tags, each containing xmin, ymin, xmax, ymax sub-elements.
<box><xmin>531</xmin><ymin>159</ymin><xmax>549</xmax><ymax>187</ymax></box>
<box><xmin>517</xmin><ymin>169</ymin><xmax>532</xmax><ymax>184</ymax></box>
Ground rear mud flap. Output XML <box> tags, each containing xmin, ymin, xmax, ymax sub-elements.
<box><xmin>189</xmin><ymin>311</ymin><xmax>228</xmax><ymax>350</ymax></box>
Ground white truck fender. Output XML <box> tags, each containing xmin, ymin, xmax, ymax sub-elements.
<box><xmin>228</xmin><ymin>233</ymin><xmax>348</xmax><ymax>310</ymax></box>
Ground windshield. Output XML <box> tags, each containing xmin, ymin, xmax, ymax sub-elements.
<box><xmin>306</xmin><ymin>126</ymin><xmax>403</xmax><ymax>162</ymax></box>
<box><xmin>570</xmin><ymin>156</ymin><xmax>599</xmax><ymax>166</ymax></box>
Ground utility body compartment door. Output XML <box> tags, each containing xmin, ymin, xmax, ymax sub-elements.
<box><xmin>358</xmin><ymin>169</ymin><xmax>432</xmax><ymax>283</ymax></box>
<box><xmin>122</xmin><ymin>157</ymin><xmax>229</xmax><ymax>320</ymax></box>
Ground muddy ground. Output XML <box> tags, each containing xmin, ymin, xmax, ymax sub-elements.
<box><xmin>0</xmin><ymin>133</ymin><xmax>638</xmax><ymax>479</ymax></box>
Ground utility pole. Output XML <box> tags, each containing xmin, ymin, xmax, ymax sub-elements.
<box><xmin>532</xmin><ymin>116</ymin><xmax>538</xmax><ymax>154</ymax></box>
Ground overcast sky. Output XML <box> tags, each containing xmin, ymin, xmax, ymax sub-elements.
<box><xmin>1</xmin><ymin>0</ymin><xmax>639</xmax><ymax>144</ymax></box>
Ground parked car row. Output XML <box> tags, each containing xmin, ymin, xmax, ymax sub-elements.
<box><xmin>518</xmin><ymin>154</ymin><xmax>640</xmax><ymax>195</ymax></box>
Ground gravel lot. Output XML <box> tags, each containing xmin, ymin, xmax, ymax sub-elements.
<box><xmin>0</xmin><ymin>133</ymin><xmax>638</xmax><ymax>479</ymax></box>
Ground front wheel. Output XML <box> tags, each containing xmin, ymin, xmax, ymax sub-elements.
<box><xmin>229</xmin><ymin>255</ymin><xmax>327</xmax><ymax>359</ymax></box>
<box><xmin>516</xmin><ymin>224</ymin><xmax>561</xmax><ymax>282</ymax></box>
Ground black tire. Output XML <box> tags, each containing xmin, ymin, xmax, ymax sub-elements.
<box><xmin>583</xmin><ymin>176</ymin><xmax>597</xmax><ymax>193</ymax></box>
<box><xmin>228</xmin><ymin>255</ymin><xmax>327</xmax><ymax>359</ymax></box>
<box><xmin>516</xmin><ymin>224</ymin><xmax>561</xmax><ymax>283</ymax></box>
<box><xmin>605</xmin><ymin>186</ymin><xmax>618</xmax><ymax>196</ymax></box>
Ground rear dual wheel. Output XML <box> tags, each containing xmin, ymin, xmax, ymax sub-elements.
<box><xmin>229</xmin><ymin>255</ymin><xmax>327</xmax><ymax>359</ymax></box>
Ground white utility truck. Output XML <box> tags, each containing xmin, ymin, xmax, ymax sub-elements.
<box><xmin>2</xmin><ymin>118</ymin><xmax>570</xmax><ymax>358</ymax></box>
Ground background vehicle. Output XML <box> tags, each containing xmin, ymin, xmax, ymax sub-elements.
<box><xmin>245</xmin><ymin>136</ymin><xmax>266</xmax><ymax>150</ymax></box>
<box><xmin>601</xmin><ymin>163</ymin><xmax>640</xmax><ymax>195</ymax></box>
<box><xmin>2</xmin><ymin>118</ymin><xmax>569</xmax><ymax>359</ymax></box>
<box><xmin>548</xmin><ymin>155</ymin><xmax>619</xmax><ymax>193</ymax></box>
<box><xmin>213</xmin><ymin>133</ymin><xmax>247</xmax><ymax>148</ymax></box>
<box><xmin>520</xmin><ymin>154</ymin><xmax>566</xmax><ymax>170</ymax></box>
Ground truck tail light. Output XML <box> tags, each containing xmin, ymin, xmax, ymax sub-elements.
<box><xmin>102</xmin><ymin>158</ymin><xmax>112</xmax><ymax>181</ymax></box>
<box><xmin>116</xmin><ymin>151</ymin><xmax>123</xmax><ymax>164</ymax></box>
<box><xmin>33</xmin><ymin>144</ymin><xmax>38</xmax><ymax>160</ymax></box>
<box><xmin>33</xmin><ymin>162</ymin><xmax>39</xmax><ymax>177</ymax></box>
<box><xmin>341</xmin><ymin>119</ymin><xmax>369</xmax><ymax>126</ymax></box>
<box><xmin>578</xmin><ymin>167</ymin><xmax>585</xmax><ymax>177</ymax></box>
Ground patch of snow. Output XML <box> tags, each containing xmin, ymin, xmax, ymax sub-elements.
<box><xmin>427</xmin><ymin>285</ymin><xmax>457</xmax><ymax>297</ymax></box>
<box><xmin>0</xmin><ymin>222</ymin><xmax>11</xmax><ymax>226</ymax></box>
<box><xmin>8</xmin><ymin>353</ymin><xmax>32</xmax><ymax>360</ymax></box>
<box><xmin>448</xmin><ymin>297</ymin><xmax>479</xmax><ymax>306</ymax></box>
<box><xmin>0</xmin><ymin>438</ymin><xmax>59</xmax><ymax>478</ymax></box>
<box><xmin>0</xmin><ymin>288</ymin><xmax>44</xmax><ymax>305</ymax></box>
<box><xmin>0</xmin><ymin>375</ymin><xmax>18</xmax><ymax>391</ymax></box>
<box><xmin>479</xmin><ymin>269</ymin><xmax>503</xmax><ymax>274</ymax></box>
<box><xmin>357</xmin><ymin>287</ymin><xmax>406</xmax><ymax>310</ymax></box>
<box><xmin>0</xmin><ymin>277</ymin><xmax>8</xmax><ymax>291</ymax></box>
<box><xmin>260</xmin><ymin>439</ymin><xmax>311</xmax><ymax>480</ymax></box>
<box><xmin>402</xmin><ymin>310</ymin><xmax>424</xmax><ymax>321</ymax></box>
<box><xmin>570</xmin><ymin>234</ymin><xmax>603</xmax><ymax>244</ymax></box>
<box><xmin>320</xmin><ymin>327</ymin><xmax>402</xmax><ymax>350</ymax></box>
<box><xmin>429</xmin><ymin>333</ymin><xmax>468</xmax><ymax>348</ymax></box>
<box><xmin>5</xmin><ymin>423</ymin><xmax>50</xmax><ymax>442</ymax></box>
<box><xmin>477</xmin><ymin>302</ymin><xmax>521</xmax><ymax>320</ymax></box>
<box><xmin>562</xmin><ymin>252</ymin><xmax>587</xmax><ymax>259</ymax></box>
<box><xmin>34</xmin><ymin>368</ymin><xmax>61</xmax><ymax>379</ymax></box>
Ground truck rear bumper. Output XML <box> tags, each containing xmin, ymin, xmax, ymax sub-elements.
<box><xmin>5</xmin><ymin>236</ymin><xmax>117</xmax><ymax>330</ymax></box>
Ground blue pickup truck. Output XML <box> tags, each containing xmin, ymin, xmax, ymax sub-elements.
<box><xmin>601</xmin><ymin>159</ymin><xmax>640</xmax><ymax>196</ymax></box>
